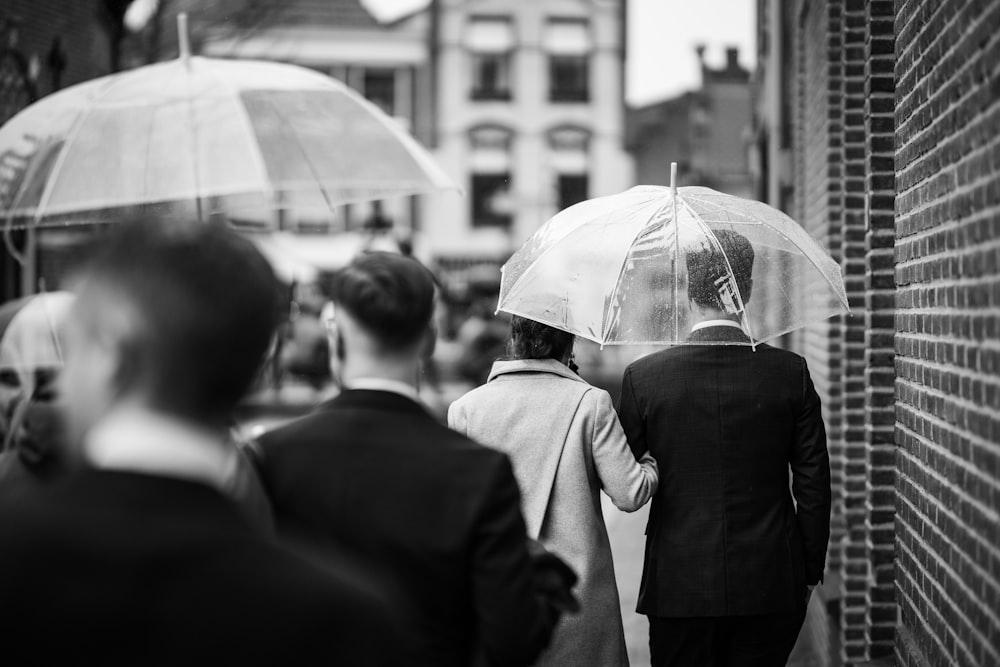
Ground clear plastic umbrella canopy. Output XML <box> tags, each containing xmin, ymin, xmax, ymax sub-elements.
<box><xmin>0</xmin><ymin>47</ymin><xmax>456</xmax><ymax>228</ymax></box>
<box><xmin>498</xmin><ymin>184</ymin><xmax>849</xmax><ymax>347</ymax></box>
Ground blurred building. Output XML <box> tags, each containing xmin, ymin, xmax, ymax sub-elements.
<box><xmin>753</xmin><ymin>1</ymin><xmax>1000</xmax><ymax>665</ymax></box>
<box><xmin>627</xmin><ymin>46</ymin><xmax>753</xmax><ymax>197</ymax></box>
<box><xmin>420</xmin><ymin>0</ymin><xmax>633</xmax><ymax>294</ymax></box>
<box><xmin>0</xmin><ymin>0</ymin><xmax>115</xmax><ymax>300</ymax></box>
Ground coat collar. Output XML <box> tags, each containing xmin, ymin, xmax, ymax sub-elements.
<box><xmin>688</xmin><ymin>324</ymin><xmax>752</xmax><ymax>344</ymax></box>
<box><xmin>487</xmin><ymin>358</ymin><xmax>587</xmax><ymax>384</ymax></box>
<box><xmin>317</xmin><ymin>388</ymin><xmax>431</xmax><ymax>417</ymax></box>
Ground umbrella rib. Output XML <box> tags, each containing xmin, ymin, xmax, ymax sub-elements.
<box><xmin>208</xmin><ymin>65</ymin><xmax>274</xmax><ymax>207</ymax></box>
<box><xmin>726</xmin><ymin>215</ymin><xmax>850</xmax><ymax>311</ymax></box>
<box><xmin>599</xmin><ymin>197</ymin><xmax>675</xmax><ymax>343</ymax></box>
<box><xmin>336</xmin><ymin>82</ymin><xmax>457</xmax><ymax>192</ymax></box>
<box><xmin>256</xmin><ymin>96</ymin><xmax>336</xmax><ymax>213</ymax></box>
<box><xmin>500</xmin><ymin>210</ymin><xmax>616</xmax><ymax>307</ymax></box>
<box><xmin>29</xmin><ymin>102</ymin><xmax>98</xmax><ymax>221</ymax></box>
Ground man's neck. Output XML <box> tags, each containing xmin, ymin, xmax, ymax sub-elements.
<box><xmin>340</xmin><ymin>360</ymin><xmax>419</xmax><ymax>391</ymax></box>
<box><xmin>83</xmin><ymin>403</ymin><xmax>236</xmax><ymax>489</ymax></box>
<box><xmin>690</xmin><ymin>307</ymin><xmax>741</xmax><ymax>327</ymax></box>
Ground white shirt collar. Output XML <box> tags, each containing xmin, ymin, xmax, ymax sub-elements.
<box><xmin>83</xmin><ymin>407</ymin><xmax>238</xmax><ymax>491</ymax></box>
<box><xmin>691</xmin><ymin>319</ymin><xmax>746</xmax><ymax>333</ymax></box>
<box><xmin>346</xmin><ymin>378</ymin><xmax>422</xmax><ymax>404</ymax></box>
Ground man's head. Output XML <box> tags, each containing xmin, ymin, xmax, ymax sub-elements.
<box><xmin>60</xmin><ymin>220</ymin><xmax>281</xmax><ymax>441</ymax></box>
<box><xmin>326</xmin><ymin>252</ymin><xmax>436</xmax><ymax>382</ymax></box>
<box><xmin>685</xmin><ymin>229</ymin><xmax>755</xmax><ymax>315</ymax></box>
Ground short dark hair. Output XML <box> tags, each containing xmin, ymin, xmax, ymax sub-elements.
<box><xmin>75</xmin><ymin>219</ymin><xmax>281</xmax><ymax>422</ymax></box>
<box><xmin>686</xmin><ymin>229</ymin><xmax>755</xmax><ymax>310</ymax></box>
<box><xmin>329</xmin><ymin>252</ymin><xmax>436</xmax><ymax>349</ymax></box>
<box><xmin>507</xmin><ymin>316</ymin><xmax>574</xmax><ymax>362</ymax></box>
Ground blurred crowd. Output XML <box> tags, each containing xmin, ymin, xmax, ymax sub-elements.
<box><xmin>0</xmin><ymin>219</ymin><xmax>577</xmax><ymax>666</ymax></box>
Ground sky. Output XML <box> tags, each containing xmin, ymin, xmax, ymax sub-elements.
<box><xmin>361</xmin><ymin>0</ymin><xmax>757</xmax><ymax>106</ymax></box>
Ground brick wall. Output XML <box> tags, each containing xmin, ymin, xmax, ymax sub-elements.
<box><xmin>862</xmin><ymin>0</ymin><xmax>897</xmax><ymax>660</ymax></box>
<box><xmin>838</xmin><ymin>0</ymin><xmax>871</xmax><ymax>660</ymax></box>
<box><xmin>893</xmin><ymin>0</ymin><xmax>1000</xmax><ymax>665</ymax></box>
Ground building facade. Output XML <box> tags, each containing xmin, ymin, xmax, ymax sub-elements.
<box><xmin>628</xmin><ymin>46</ymin><xmax>753</xmax><ymax>197</ymax></box>
<box><xmin>421</xmin><ymin>0</ymin><xmax>633</xmax><ymax>286</ymax></box>
<box><xmin>753</xmin><ymin>0</ymin><xmax>1000</xmax><ymax>665</ymax></box>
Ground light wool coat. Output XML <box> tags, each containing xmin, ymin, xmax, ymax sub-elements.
<box><xmin>449</xmin><ymin>359</ymin><xmax>658</xmax><ymax>667</ymax></box>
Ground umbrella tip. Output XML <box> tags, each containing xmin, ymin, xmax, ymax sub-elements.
<box><xmin>177</xmin><ymin>12</ymin><xmax>191</xmax><ymax>64</ymax></box>
<box><xmin>670</xmin><ymin>162</ymin><xmax>678</xmax><ymax>193</ymax></box>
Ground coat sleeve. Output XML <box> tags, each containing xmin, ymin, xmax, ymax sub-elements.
<box><xmin>590</xmin><ymin>389</ymin><xmax>658</xmax><ymax>512</ymax></box>
<box><xmin>790</xmin><ymin>359</ymin><xmax>832</xmax><ymax>585</ymax></box>
<box><xmin>616</xmin><ymin>366</ymin><xmax>648</xmax><ymax>458</ymax></box>
<box><xmin>471</xmin><ymin>454</ymin><xmax>559</xmax><ymax>666</ymax></box>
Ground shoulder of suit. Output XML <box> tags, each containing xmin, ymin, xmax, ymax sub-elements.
<box><xmin>625</xmin><ymin>347</ymin><xmax>686</xmax><ymax>375</ymax></box>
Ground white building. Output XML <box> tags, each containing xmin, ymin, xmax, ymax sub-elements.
<box><xmin>421</xmin><ymin>0</ymin><xmax>633</xmax><ymax>279</ymax></box>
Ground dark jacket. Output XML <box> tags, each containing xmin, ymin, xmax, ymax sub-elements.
<box><xmin>0</xmin><ymin>468</ymin><xmax>390</xmax><ymax>666</ymax></box>
<box><xmin>258</xmin><ymin>389</ymin><xmax>558</xmax><ymax>667</ymax></box>
<box><xmin>617</xmin><ymin>325</ymin><xmax>831</xmax><ymax>617</ymax></box>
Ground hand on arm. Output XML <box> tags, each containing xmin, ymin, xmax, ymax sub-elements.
<box><xmin>592</xmin><ymin>390</ymin><xmax>659</xmax><ymax>512</ymax></box>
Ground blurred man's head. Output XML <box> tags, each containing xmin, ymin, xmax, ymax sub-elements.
<box><xmin>326</xmin><ymin>252</ymin><xmax>436</xmax><ymax>384</ymax></box>
<box><xmin>60</xmin><ymin>220</ymin><xmax>280</xmax><ymax>442</ymax></box>
<box><xmin>0</xmin><ymin>292</ymin><xmax>75</xmax><ymax>468</ymax></box>
<box><xmin>686</xmin><ymin>229</ymin><xmax>755</xmax><ymax>317</ymax></box>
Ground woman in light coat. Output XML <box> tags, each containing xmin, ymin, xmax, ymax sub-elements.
<box><xmin>448</xmin><ymin>316</ymin><xmax>658</xmax><ymax>667</ymax></box>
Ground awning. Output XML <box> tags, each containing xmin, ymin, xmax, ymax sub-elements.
<box><xmin>543</xmin><ymin>20</ymin><xmax>592</xmax><ymax>55</ymax></box>
<box><xmin>465</xmin><ymin>18</ymin><xmax>515</xmax><ymax>53</ymax></box>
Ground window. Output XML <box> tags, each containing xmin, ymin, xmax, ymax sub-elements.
<box><xmin>363</xmin><ymin>69</ymin><xmax>396</xmax><ymax>116</ymax></box>
<box><xmin>549</xmin><ymin>126</ymin><xmax>589</xmax><ymax>211</ymax></box>
<box><xmin>544</xmin><ymin>18</ymin><xmax>591</xmax><ymax>102</ymax></box>
<box><xmin>469</xmin><ymin>125</ymin><xmax>513</xmax><ymax>228</ymax></box>
<box><xmin>471</xmin><ymin>174</ymin><xmax>513</xmax><ymax>228</ymax></box>
<box><xmin>467</xmin><ymin>17</ymin><xmax>514</xmax><ymax>101</ymax></box>
<box><xmin>549</xmin><ymin>56</ymin><xmax>589</xmax><ymax>102</ymax></box>
<box><xmin>471</xmin><ymin>53</ymin><xmax>511</xmax><ymax>100</ymax></box>
<box><xmin>558</xmin><ymin>174</ymin><xmax>588</xmax><ymax>210</ymax></box>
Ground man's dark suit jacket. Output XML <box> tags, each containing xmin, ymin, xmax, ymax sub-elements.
<box><xmin>257</xmin><ymin>389</ymin><xmax>557</xmax><ymax>667</ymax></box>
<box><xmin>617</xmin><ymin>325</ymin><xmax>831</xmax><ymax>617</ymax></box>
<box><xmin>0</xmin><ymin>468</ymin><xmax>390</xmax><ymax>666</ymax></box>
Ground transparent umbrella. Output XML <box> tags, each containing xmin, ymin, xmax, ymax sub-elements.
<box><xmin>0</xmin><ymin>15</ymin><xmax>456</xmax><ymax>230</ymax></box>
<box><xmin>498</xmin><ymin>166</ymin><xmax>849</xmax><ymax>347</ymax></box>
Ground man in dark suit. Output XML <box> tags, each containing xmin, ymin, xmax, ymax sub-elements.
<box><xmin>0</xmin><ymin>221</ymin><xmax>391</xmax><ymax>666</ymax></box>
<box><xmin>617</xmin><ymin>230</ymin><xmax>832</xmax><ymax>667</ymax></box>
<box><xmin>257</xmin><ymin>252</ymin><xmax>565</xmax><ymax>666</ymax></box>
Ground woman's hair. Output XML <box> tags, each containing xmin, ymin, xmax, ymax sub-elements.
<box><xmin>507</xmin><ymin>316</ymin><xmax>574</xmax><ymax>361</ymax></box>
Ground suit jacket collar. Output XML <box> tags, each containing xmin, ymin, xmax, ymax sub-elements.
<box><xmin>688</xmin><ymin>325</ymin><xmax>753</xmax><ymax>345</ymax></box>
<box><xmin>487</xmin><ymin>358</ymin><xmax>586</xmax><ymax>384</ymax></box>
<box><xmin>318</xmin><ymin>388</ymin><xmax>431</xmax><ymax>417</ymax></box>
